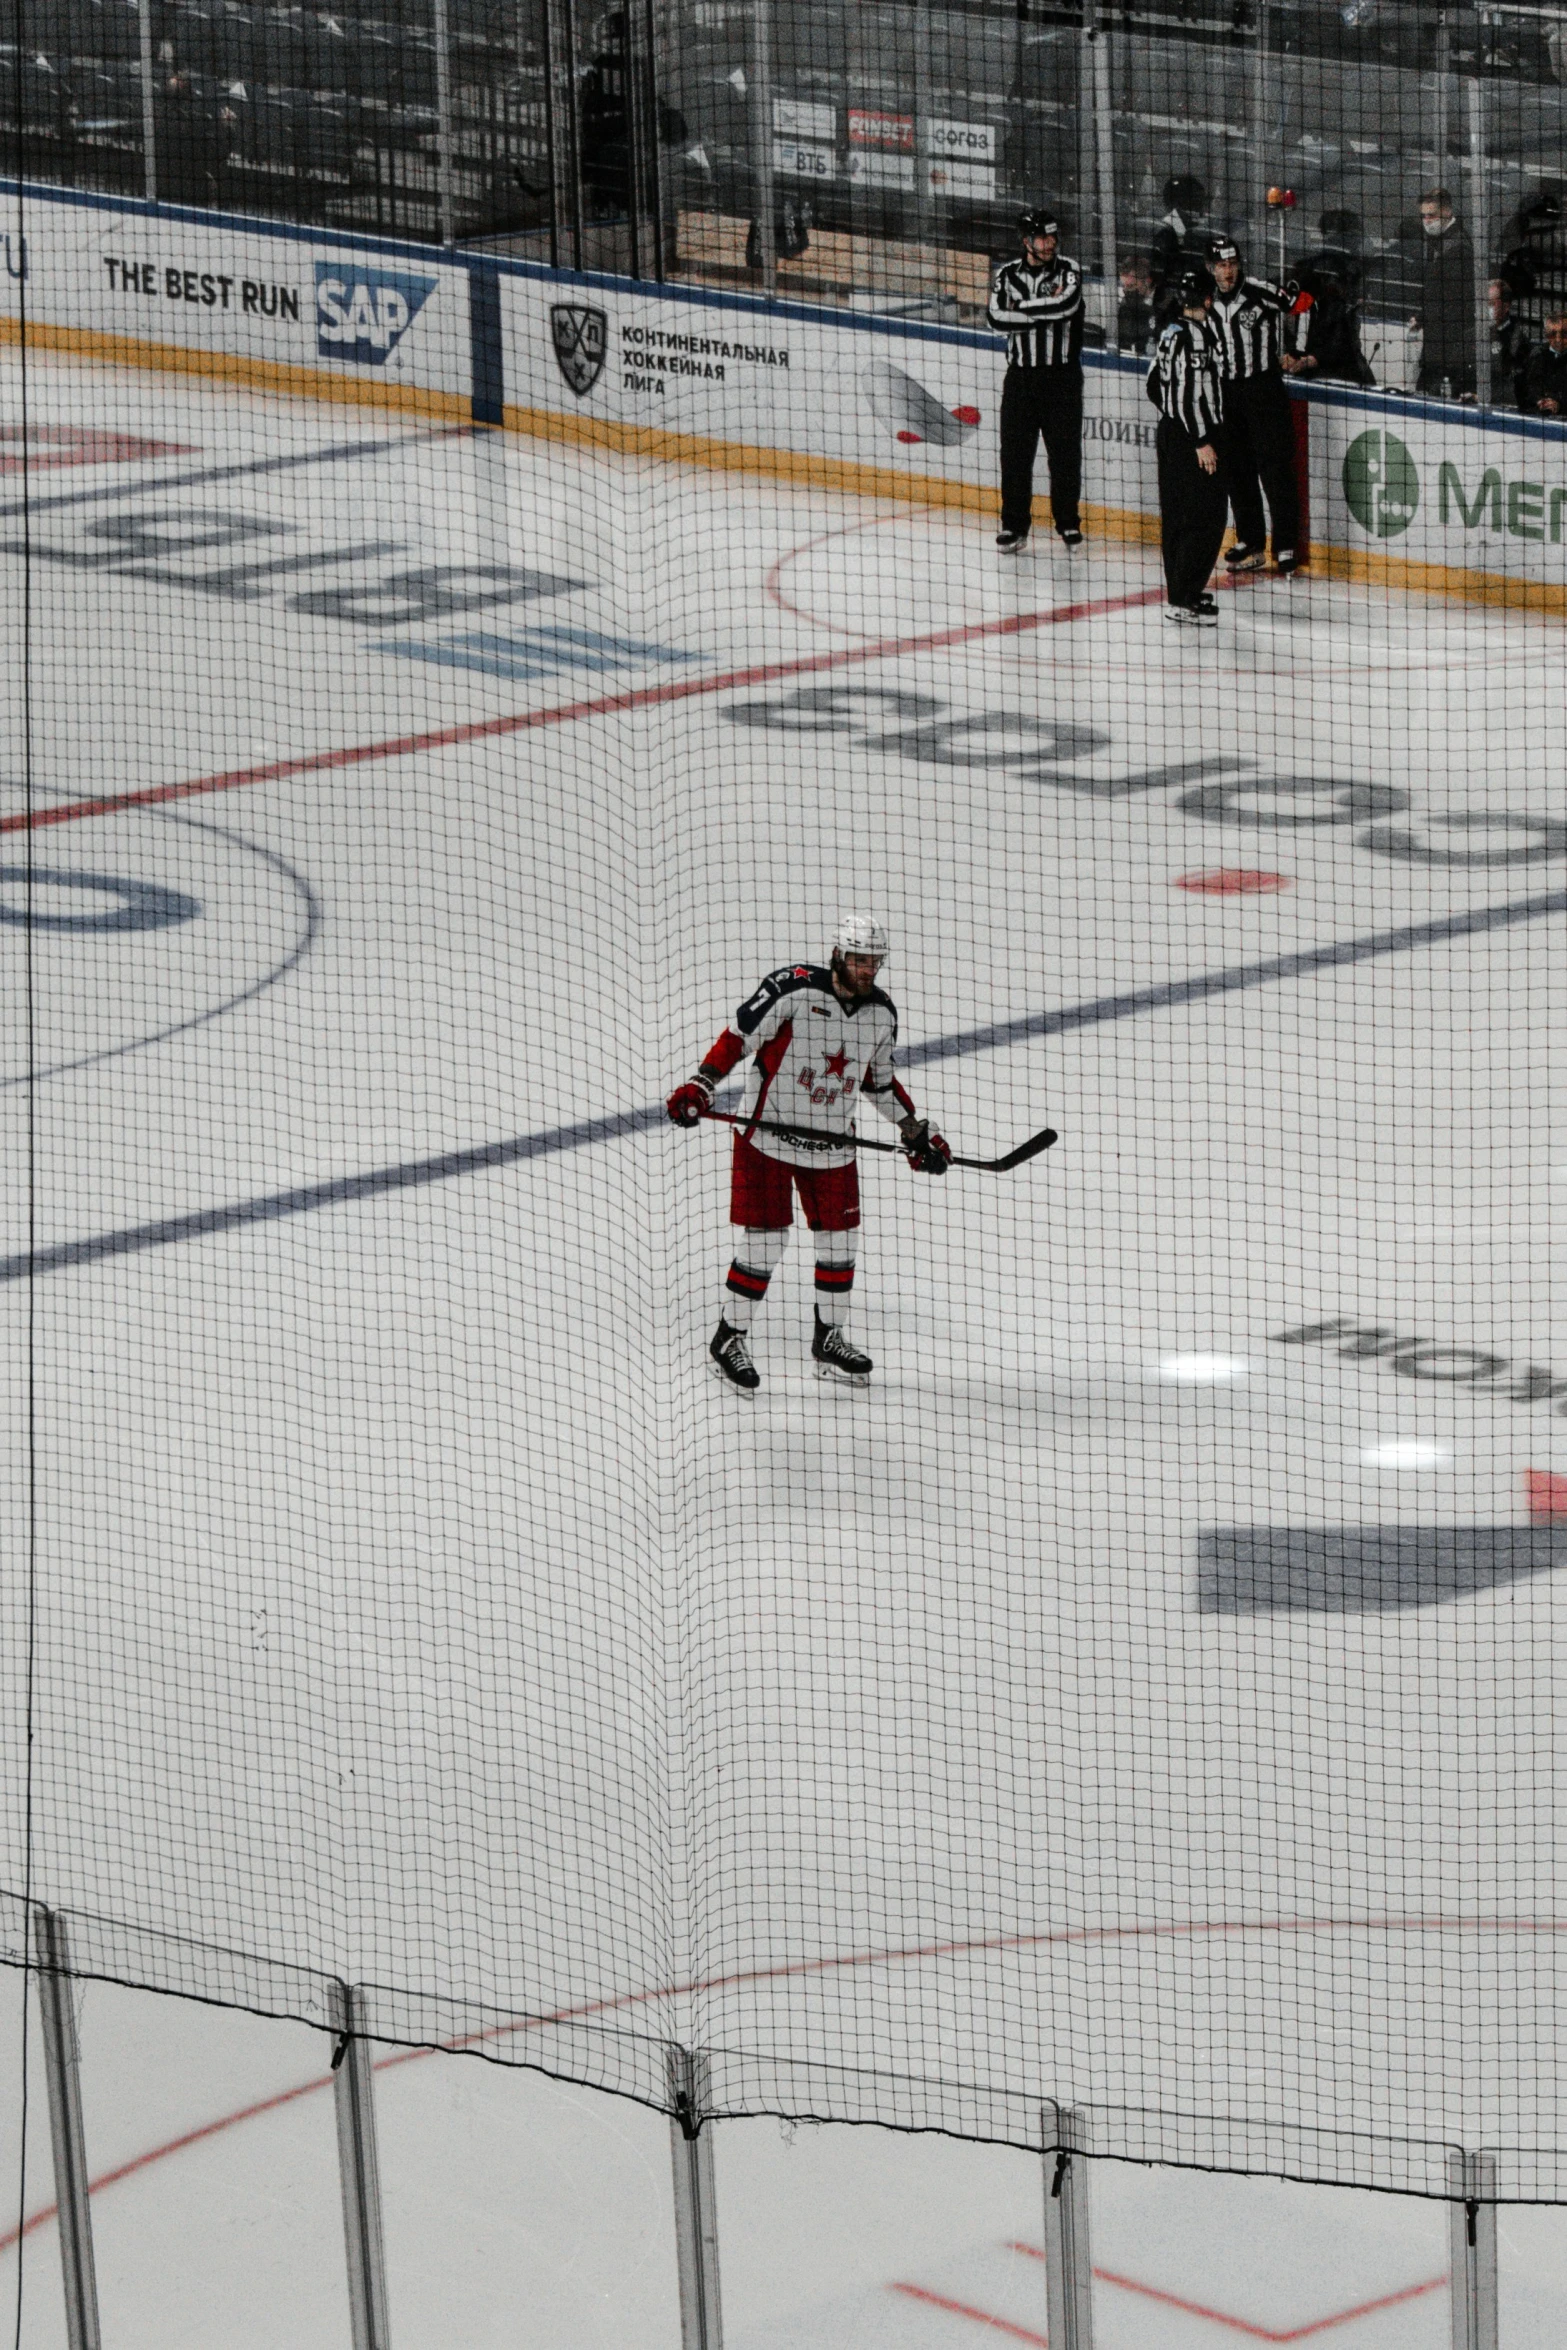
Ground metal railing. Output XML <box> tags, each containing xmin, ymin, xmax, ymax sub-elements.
<box><xmin>18</xmin><ymin>1946</ymin><xmax>1510</xmax><ymax>2350</ymax></box>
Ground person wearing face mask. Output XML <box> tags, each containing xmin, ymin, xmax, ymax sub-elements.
<box><xmin>1409</xmin><ymin>188</ymin><xmax>1477</xmax><ymax>398</ymax></box>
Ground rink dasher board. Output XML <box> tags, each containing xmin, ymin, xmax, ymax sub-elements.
<box><xmin>7</xmin><ymin>180</ymin><xmax>1567</xmax><ymax>607</ymax></box>
<box><xmin>0</xmin><ymin>179</ymin><xmax>474</xmax><ymax>410</ymax></box>
<box><xmin>496</xmin><ymin>264</ymin><xmax>1162</xmax><ymax>531</ymax></box>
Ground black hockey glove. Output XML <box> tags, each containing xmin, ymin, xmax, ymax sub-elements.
<box><xmin>899</xmin><ymin>1114</ymin><xmax>951</xmax><ymax>1175</ymax></box>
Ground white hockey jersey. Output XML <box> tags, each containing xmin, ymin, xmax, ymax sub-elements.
<box><xmin>702</xmin><ymin>963</ymin><xmax>914</xmax><ymax>1171</ymax></box>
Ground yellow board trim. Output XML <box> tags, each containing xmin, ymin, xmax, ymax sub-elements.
<box><xmin>0</xmin><ymin>313</ymin><xmax>470</xmax><ymax>422</ymax></box>
<box><xmin>5</xmin><ymin>310</ymin><xmax>1562</xmax><ymax>615</ymax></box>
<box><xmin>1305</xmin><ymin>536</ymin><xmax>1567</xmax><ymax>619</ymax></box>
<box><xmin>499</xmin><ymin>397</ymin><xmax>1164</xmax><ymax>544</ymax></box>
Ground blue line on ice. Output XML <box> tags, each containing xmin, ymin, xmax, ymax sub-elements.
<box><xmin>3</xmin><ymin>884</ymin><xmax>1563</xmax><ymax>1282</ymax></box>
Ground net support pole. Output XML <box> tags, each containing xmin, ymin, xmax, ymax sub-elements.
<box><xmin>749</xmin><ymin>0</ymin><xmax>776</xmax><ymax>292</ymax></box>
<box><xmin>334</xmin><ymin>1986</ymin><xmax>393</xmax><ymax>2350</ymax></box>
<box><xmin>668</xmin><ymin>2048</ymin><xmax>723</xmax><ymax>2350</ymax></box>
<box><xmin>1448</xmin><ymin>2152</ymin><xmax>1497</xmax><ymax>2350</ymax></box>
<box><xmin>138</xmin><ymin>0</ymin><xmax>157</xmax><ymax>202</ymax></box>
<box><xmin>1466</xmin><ymin>69</ymin><xmax>1491</xmax><ymax>405</ymax></box>
<box><xmin>544</xmin><ymin>0</ymin><xmax>584</xmax><ymax>270</ymax></box>
<box><xmin>1250</xmin><ymin>0</ymin><xmax>1271</xmax><ymax>265</ymax></box>
<box><xmin>1087</xmin><ymin>11</ymin><xmax>1117</xmax><ymax>330</ymax></box>
<box><xmin>432</xmin><ymin>0</ymin><xmax>455</xmax><ymax>244</ymax></box>
<box><xmin>34</xmin><ymin>1909</ymin><xmax>102</xmax><ymax>2350</ymax></box>
<box><xmin>1042</xmin><ymin>2103</ymin><xmax>1093</xmax><ymax>2350</ymax></box>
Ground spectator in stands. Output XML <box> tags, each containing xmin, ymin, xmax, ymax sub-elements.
<box><xmin>1519</xmin><ymin>312</ymin><xmax>1567</xmax><ymax>414</ymax></box>
<box><xmin>1117</xmin><ymin>255</ymin><xmax>1155</xmax><ymax>353</ymax></box>
<box><xmin>1151</xmin><ymin>175</ymin><xmax>1208</xmax><ymax>319</ymax></box>
<box><xmin>579</xmin><ymin>12</ymin><xmax>630</xmax><ymax>219</ymax></box>
<box><xmin>1488</xmin><ymin>279</ymin><xmax>1533</xmax><ymax>406</ymax></box>
<box><xmin>1409</xmin><ymin>187</ymin><xmax>1477</xmax><ymax>397</ymax></box>
<box><xmin>1313</xmin><ymin>208</ymin><xmax>1365</xmax><ymax>297</ymax></box>
<box><xmin>152</xmin><ymin>72</ymin><xmax>231</xmax><ymax>208</ymax></box>
<box><xmin>1283</xmin><ymin>261</ymin><xmax>1375</xmax><ymax>385</ymax></box>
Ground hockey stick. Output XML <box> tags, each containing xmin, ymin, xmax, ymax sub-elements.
<box><xmin>697</xmin><ymin>1106</ymin><xmax>1057</xmax><ymax>1172</ymax></box>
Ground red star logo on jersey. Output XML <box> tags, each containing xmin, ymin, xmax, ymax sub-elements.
<box><xmin>822</xmin><ymin>1046</ymin><xmax>850</xmax><ymax>1079</ymax></box>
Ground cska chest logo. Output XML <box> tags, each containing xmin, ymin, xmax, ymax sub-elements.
<box><xmin>798</xmin><ymin>1044</ymin><xmax>856</xmax><ymax>1108</ymax></box>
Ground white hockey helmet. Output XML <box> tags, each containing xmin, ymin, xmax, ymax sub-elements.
<box><xmin>833</xmin><ymin>914</ymin><xmax>889</xmax><ymax>963</ymax></box>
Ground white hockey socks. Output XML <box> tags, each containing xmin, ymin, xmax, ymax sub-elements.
<box><xmin>724</xmin><ymin>1227</ymin><xmax>790</xmax><ymax>1331</ymax></box>
<box><xmin>813</xmin><ymin>1227</ymin><xmax>859</xmax><ymax>1328</ymax></box>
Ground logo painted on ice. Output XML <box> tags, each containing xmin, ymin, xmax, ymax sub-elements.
<box><xmin>315</xmin><ymin>264</ymin><xmax>437</xmax><ymax>363</ymax></box>
<box><xmin>551</xmin><ymin>304</ymin><xmax>608</xmax><ymax>396</ymax></box>
<box><xmin>1342</xmin><ymin>427</ymin><xmax>1420</xmax><ymax>538</ymax></box>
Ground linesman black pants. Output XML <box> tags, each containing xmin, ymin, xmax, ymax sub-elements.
<box><xmin>999</xmin><ymin>366</ymin><xmax>1083</xmax><ymax>537</ymax></box>
<box><xmin>1156</xmin><ymin>417</ymin><xmax>1229</xmax><ymax>607</ymax></box>
<box><xmin>1221</xmin><ymin>371</ymin><xmax>1299</xmax><ymax>556</ymax></box>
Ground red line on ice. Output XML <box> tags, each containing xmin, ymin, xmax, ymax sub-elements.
<box><xmin>1011</xmin><ymin>2243</ymin><xmax>1447</xmax><ymax>2341</ymax></box>
<box><xmin>0</xmin><ymin>1917</ymin><xmax>1549</xmax><ymax>2258</ymax></box>
<box><xmin>889</xmin><ymin>2281</ymin><xmax>1051</xmax><ymax>2343</ymax></box>
<box><xmin>763</xmin><ymin>508</ymin><xmax>912</xmax><ymax>635</ymax></box>
<box><xmin>0</xmin><ymin>582</ymin><xmax>1166</xmax><ymax>837</ymax></box>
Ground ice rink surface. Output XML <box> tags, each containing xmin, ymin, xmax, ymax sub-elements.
<box><xmin>3</xmin><ymin>346</ymin><xmax>1567</xmax><ymax>2340</ymax></box>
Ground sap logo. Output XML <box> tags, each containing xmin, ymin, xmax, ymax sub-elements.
<box><xmin>315</xmin><ymin>264</ymin><xmax>437</xmax><ymax>364</ymax></box>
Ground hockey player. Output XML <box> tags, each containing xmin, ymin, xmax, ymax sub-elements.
<box><xmin>665</xmin><ymin>918</ymin><xmax>951</xmax><ymax>1392</ymax></box>
<box><xmin>988</xmin><ymin>210</ymin><xmax>1086</xmax><ymax>554</ymax></box>
<box><xmin>1208</xmin><ymin>240</ymin><xmax>1301</xmax><ymax>574</ymax></box>
<box><xmin>1148</xmin><ymin>266</ymin><xmax>1228</xmax><ymax>626</ymax></box>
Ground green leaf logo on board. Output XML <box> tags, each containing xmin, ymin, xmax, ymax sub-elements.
<box><xmin>1342</xmin><ymin>428</ymin><xmax>1420</xmax><ymax>537</ymax></box>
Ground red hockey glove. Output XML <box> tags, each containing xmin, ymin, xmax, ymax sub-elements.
<box><xmin>667</xmin><ymin>1075</ymin><xmax>714</xmax><ymax>1128</ymax></box>
<box><xmin>899</xmin><ymin>1114</ymin><xmax>951</xmax><ymax>1175</ymax></box>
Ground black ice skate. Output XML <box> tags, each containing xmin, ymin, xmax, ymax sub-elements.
<box><xmin>1057</xmin><ymin>526</ymin><xmax>1085</xmax><ymax>548</ymax></box>
<box><xmin>812</xmin><ymin>1311</ymin><xmax>872</xmax><ymax>1385</ymax></box>
<box><xmin>1224</xmin><ymin>541</ymin><xmax>1266</xmax><ymax>571</ymax></box>
<box><xmin>995</xmin><ymin>529</ymin><xmax>1030</xmax><ymax>554</ymax></box>
<box><xmin>710</xmin><ymin>1317</ymin><xmax>760</xmax><ymax>1392</ymax></box>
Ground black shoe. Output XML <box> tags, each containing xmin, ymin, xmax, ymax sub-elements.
<box><xmin>1224</xmin><ymin>542</ymin><xmax>1266</xmax><ymax>571</ymax></box>
<box><xmin>710</xmin><ymin>1316</ymin><xmax>760</xmax><ymax>1391</ymax></box>
<box><xmin>812</xmin><ymin>1311</ymin><xmax>872</xmax><ymax>1384</ymax></box>
<box><xmin>1057</xmin><ymin>526</ymin><xmax>1085</xmax><ymax>548</ymax></box>
<box><xmin>995</xmin><ymin>529</ymin><xmax>1030</xmax><ymax>553</ymax></box>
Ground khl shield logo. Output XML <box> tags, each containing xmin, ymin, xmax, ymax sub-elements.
<box><xmin>316</xmin><ymin>264</ymin><xmax>438</xmax><ymax>365</ymax></box>
<box><xmin>551</xmin><ymin>304</ymin><xmax>607</xmax><ymax>396</ymax></box>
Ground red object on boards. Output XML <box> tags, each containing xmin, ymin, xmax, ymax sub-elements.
<box><xmin>1526</xmin><ymin>1470</ymin><xmax>1567</xmax><ymax>1523</ymax></box>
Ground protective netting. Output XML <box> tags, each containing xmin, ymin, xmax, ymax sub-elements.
<box><xmin>6</xmin><ymin>0</ymin><xmax>1567</xmax><ymax>2207</ymax></box>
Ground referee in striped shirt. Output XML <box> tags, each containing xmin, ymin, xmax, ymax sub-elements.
<box><xmin>1147</xmin><ymin>265</ymin><xmax>1228</xmax><ymax>625</ymax></box>
<box><xmin>987</xmin><ymin>210</ymin><xmax>1085</xmax><ymax>553</ymax></box>
<box><xmin>1209</xmin><ymin>240</ymin><xmax>1301</xmax><ymax>574</ymax></box>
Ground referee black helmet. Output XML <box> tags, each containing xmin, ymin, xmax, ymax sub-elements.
<box><xmin>1178</xmin><ymin>264</ymin><xmax>1217</xmax><ymax>307</ymax></box>
<box><xmin>1018</xmin><ymin>209</ymin><xmax>1059</xmax><ymax>240</ymax></box>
